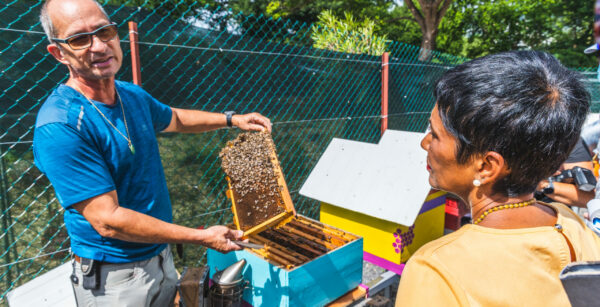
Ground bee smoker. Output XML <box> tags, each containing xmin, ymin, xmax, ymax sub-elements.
<box><xmin>209</xmin><ymin>259</ymin><xmax>248</xmax><ymax>307</ymax></box>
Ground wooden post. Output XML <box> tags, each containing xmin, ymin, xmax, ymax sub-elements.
<box><xmin>381</xmin><ymin>52</ymin><xmax>389</xmax><ymax>136</ymax></box>
<box><xmin>128</xmin><ymin>21</ymin><xmax>142</xmax><ymax>86</ymax></box>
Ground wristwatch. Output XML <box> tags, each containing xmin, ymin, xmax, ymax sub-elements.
<box><xmin>542</xmin><ymin>179</ymin><xmax>555</xmax><ymax>195</ymax></box>
<box><xmin>224</xmin><ymin>111</ymin><xmax>236</xmax><ymax>128</ymax></box>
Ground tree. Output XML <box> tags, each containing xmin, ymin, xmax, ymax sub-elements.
<box><xmin>403</xmin><ymin>0</ymin><xmax>453</xmax><ymax>60</ymax></box>
<box><xmin>311</xmin><ymin>10</ymin><xmax>388</xmax><ymax>56</ymax></box>
<box><xmin>437</xmin><ymin>0</ymin><xmax>596</xmax><ymax>67</ymax></box>
<box><xmin>243</xmin><ymin>0</ymin><xmax>423</xmax><ymax>46</ymax></box>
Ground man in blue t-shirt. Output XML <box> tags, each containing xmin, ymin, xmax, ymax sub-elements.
<box><xmin>34</xmin><ymin>0</ymin><xmax>272</xmax><ymax>305</ymax></box>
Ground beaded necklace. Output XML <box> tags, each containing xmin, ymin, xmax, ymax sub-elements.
<box><xmin>473</xmin><ymin>198</ymin><xmax>537</xmax><ymax>225</ymax></box>
<box><xmin>74</xmin><ymin>85</ymin><xmax>135</xmax><ymax>155</ymax></box>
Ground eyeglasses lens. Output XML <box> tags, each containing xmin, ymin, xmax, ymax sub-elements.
<box><xmin>66</xmin><ymin>25</ymin><xmax>118</xmax><ymax>50</ymax></box>
<box><xmin>96</xmin><ymin>26</ymin><xmax>118</xmax><ymax>41</ymax></box>
<box><xmin>67</xmin><ymin>35</ymin><xmax>91</xmax><ymax>49</ymax></box>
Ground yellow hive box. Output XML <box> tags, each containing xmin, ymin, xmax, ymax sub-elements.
<box><xmin>320</xmin><ymin>190</ymin><xmax>446</xmax><ymax>274</ymax></box>
<box><xmin>299</xmin><ymin>131</ymin><xmax>443</xmax><ymax>273</ymax></box>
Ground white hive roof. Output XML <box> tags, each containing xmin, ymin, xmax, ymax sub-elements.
<box><xmin>299</xmin><ymin>130</ymin><xmax>431</xmax><ymax>226</ymax></box>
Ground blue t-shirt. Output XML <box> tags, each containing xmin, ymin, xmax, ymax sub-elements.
<box><xmin>33</xmin><ymin>81</ymin><xmax>173</xmax><ymax>263</ymax></box>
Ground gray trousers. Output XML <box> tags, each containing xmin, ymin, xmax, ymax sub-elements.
<box><xmin>71</xmin><ymin>245</ymin><xmax>178</xmax><ymax>307</ymax></box>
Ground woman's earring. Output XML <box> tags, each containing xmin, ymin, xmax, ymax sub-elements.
<box><xmin>473</xmin><ymin>179</ymin><xmax>481</xmax><ymax>187</ymax></box>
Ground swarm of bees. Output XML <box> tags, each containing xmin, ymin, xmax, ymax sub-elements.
<box><xmin>219</xmin><ymin>131</ymin><xmax>285</xmax><ymax>229</ymax></box>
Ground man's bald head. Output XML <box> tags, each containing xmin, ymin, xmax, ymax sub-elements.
<box><xmin>40</xmin><ymin>0</ymin><xmax>110</xmax><ymax>42</ymax></box>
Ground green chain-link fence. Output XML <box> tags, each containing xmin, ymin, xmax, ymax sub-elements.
<box><xmin>573</xmin><ymin>68</ymin><xmax>600</xmax><ymax>113</ymax></box>
<box><xmin>1</xmin><ymin>0</ymin><xmax>598</xmax><ymax>303</ymax></box>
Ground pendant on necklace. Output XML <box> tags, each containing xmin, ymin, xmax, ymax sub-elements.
<box><xmin>128</xmin><ymin>142</ymin><xmax>136</xmax><ymax>155</ymax></box>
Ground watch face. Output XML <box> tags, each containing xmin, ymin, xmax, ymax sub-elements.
<box><xmin>543</xmin><ymin>182</ymin><xmax>554</xmax><ymax>195</ymax></box>
<box><xmin>226</xmin><ymin>111</ymin><xmax>235</xmax><ymax>127</ymax></box>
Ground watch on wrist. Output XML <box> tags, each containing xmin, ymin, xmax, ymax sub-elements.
<box><xmin>542</xmin><ymin>179</ymin><xmax>555</xmax><ymax>195</ymax></box>
<box><xmin>224</xmin><ymin>111</ymin><xmax>236</xmax><ymax>128</ymax></box>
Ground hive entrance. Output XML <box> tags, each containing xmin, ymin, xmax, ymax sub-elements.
<box><xmin>219</xmin><ymin>132</ymin><xmax>287</xmax><ymax>231</ymax></box>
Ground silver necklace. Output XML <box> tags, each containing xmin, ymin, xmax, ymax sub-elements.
<box><xmin>74</xmin><ymin>85</ymin><xmax>135</xmax><ymax>155</ymax></box>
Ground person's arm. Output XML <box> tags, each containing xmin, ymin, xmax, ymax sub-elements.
<box><xmin>537</xmin><ymin>161</ymin><xmax>595</xmax><ymax>208</ymax></box>
<box><xmin>72</xmin><ymin>190</ymin><xmax>244</xmax><ymax>253</ymax></box>
<box><xmin>538</xmin><ymin>181</ymin><xmax>594</xmax><ymax>207</ymax></box>
<box><xmin>162</xmin><ymin>108</ymin><xmax>272</xmax><ymax>133</ymax></box>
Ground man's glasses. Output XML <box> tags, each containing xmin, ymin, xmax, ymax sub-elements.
<box><xmin>52</xmin><ymin>23</ymin><xmax>118</xmax><ymax>50</ymax></box>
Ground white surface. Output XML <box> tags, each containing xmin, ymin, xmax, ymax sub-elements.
<box><xmin>7</xmin><ymin>262</ymin><xmax>76</xmax><ymax>307</ymax></box>
<box><xmin>584</xmin><ymin>113</ymin><xmax>599</xmax><ymax>126</ymax></box>
<box><xmin>299</xmin><ymin>130</ymin><xmax>431</xmax><ymax>226</ymax></box>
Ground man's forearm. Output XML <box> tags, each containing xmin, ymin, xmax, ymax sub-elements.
<box><xmin>162</xmin><ymin>108</ymin><xmax>227</xmax><ymax>133</ymax></box>
<box><xmin>162</xmin><ymin>108</ymin><xmax>272</xmax><ymax>133</ymax></box>
<box><xmin>73</xmin><ymin>190</ymin><xmax>243</xmax><ymax>253</ymax></box>
<box><xmin>99</xmin><ymin>206</ymin><xmax>209</xmax><ymax>244</ymax></box>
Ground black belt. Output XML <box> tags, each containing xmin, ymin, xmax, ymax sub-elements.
<box><xmin>73</xmin><ymin>255</ymin><xmax>115</xmax><ymax>265</ymax></box>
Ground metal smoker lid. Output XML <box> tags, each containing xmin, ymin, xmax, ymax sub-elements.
<box><xmin>221</xmin><ymin>132</ymin><xmax>296</xmax><ymax>236</ymax></box>
<box><xmin>213</xmin><ymin>259</ymin><xmax>246</xmax><ymax>286</ymax></box>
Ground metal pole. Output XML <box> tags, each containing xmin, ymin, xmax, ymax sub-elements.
<box><xmin>0</xmin><ymin>145</ymin><xmax>13</xmax><ymax>291</ymax></box>
<box><xmin>129</xmin><ymin>21</ymin><xmax>142</xmax><ymax>86</ymax></box>
<box><xmin>381</xmin><ymin>52</ymin><xmax>389</xmax><ymax>136</ymax></box>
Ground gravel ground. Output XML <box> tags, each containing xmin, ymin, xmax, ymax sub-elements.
<box><xmin>361</xmin><ymin>261</ymin><xmax>398</xmax><ymax>306</ymax></box>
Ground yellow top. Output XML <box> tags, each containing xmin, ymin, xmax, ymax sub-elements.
<box><xmin>396</xmin><ymin>202</ymin><xmax>600</xmax><ymax>307</ymax></box>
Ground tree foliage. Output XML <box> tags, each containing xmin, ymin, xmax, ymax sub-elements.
<box><xmin>311</xmin><ymin>10</ymin><xmax>388</xmax><ymax>56</ymax></box>
<box><xmin>236</xmin><ymin>0</ymin><xmax>423</xmax><ymax>46</ymax></box>
<box><xmin>103</xmin><ymin>0</ymin><xmax>598</xmax><ymax>67</ymax></box>
<box><xmin>438</xmin><ymin>0</ymin><xmax>597</xmax><ymax>67</ymax></box>
<box><xmin>241</xmin><ymin>0</ymin><xmax>597</xmax><ymax>67</ymax></box>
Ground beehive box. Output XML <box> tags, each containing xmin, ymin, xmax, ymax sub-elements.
<box><xmin>319</xmin><ymin>190</ymin><xmax>446</xmax><ymax>274</ymax></box>
<box><xmin>299</xmin><ymin>131</ymin><xmax>446</xmax><ymax>274</ymax></box>
<box><xmin>209</xmin><ymin>132</ymin><xmax>363</xmax><ymax>306</ymax></box>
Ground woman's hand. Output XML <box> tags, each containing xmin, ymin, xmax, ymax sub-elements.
<box><xmin>536</xmin><ymin>179</ymin><xmax>551</xmax><ymax>194</ymax></box>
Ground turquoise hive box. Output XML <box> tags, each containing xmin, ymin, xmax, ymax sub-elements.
<box><xmin>213</xmin><ymin>132</ymin><xmax>363</xmax><ymax>306</ymax></box>
<box><xmin>207</xmin><ymin>218</ymin><xmax>363</xmax><ymax>307</ymax></box>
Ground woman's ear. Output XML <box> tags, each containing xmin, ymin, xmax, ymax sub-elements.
<box><xmin>477</xmin><ymin>151</ymin><xmax>508</xmax><ymax>185</ymax></box>
<box><xmin>47</xmin><ymin>44</ymin><xmax>70</xmax><ymax>66</ymax></box>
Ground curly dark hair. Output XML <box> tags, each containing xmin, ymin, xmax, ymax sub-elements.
<box><xmin>435</xmin><ymin>51</ymin><xmax>590</xmax><ymax>196</ymax></box>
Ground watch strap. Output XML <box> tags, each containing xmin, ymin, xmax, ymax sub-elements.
<box><xmin>225</xmin><ymin>111</ymin><xmax>236</xmax><ymax>127</ymax></box>
<box><xmin>542</xmin><ymin>179</ymin><xmax>555</xmax><ymax>194</ymax></box>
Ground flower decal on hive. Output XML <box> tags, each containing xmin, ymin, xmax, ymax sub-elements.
<box><xmin>393</xmin><ymin>225</ymin><xmax>415</xmax><ymax>254</ymax></box>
